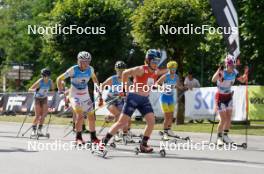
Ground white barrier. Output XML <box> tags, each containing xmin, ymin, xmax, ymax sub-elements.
<box><xmin>94</xmin><ymin>90</ymin><xmax>178</xmax><ymax>118</ymax></box>
<box><xmin>184</xmin><ymin>86</ymin><xmax>247</xmax><ymax>121</ymax></box>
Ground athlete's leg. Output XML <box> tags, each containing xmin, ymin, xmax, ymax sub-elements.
<box><xmin>38</xmin><ymin>100</ymin><xmax>48</xmax><ymax>135</ymax></box>
<box><xmin>222</xmin><ymin>108</ymin><xmax>233</xmax><ymax>143</ymax></box>
<box><xmin>87</xmin><ymin>111</ymin><xmax>100</xmax><ymax>142</ymax></box>
<box><xmin>39</xmin><ymin>101</ymin><xmax>48</xmax><ymax>126</ymax></box>
<box><xmin>32</xmin><ymin>100</ymin><xmax>41</xmax><ymax>135</ymax></box>
<box><xmin>33</xmin><ymin>100</ymin><xmax>41</xmax><ymax>126</ymax></box>
<box><xmin>224</xmin><ymin>109</ymin><xmax>232</xmax><ymax>130</ymax></box>
<box><xmin>107</xmin><ymin>104</ymin><xmax>121</xmax><ymax>121</ymax></box>
<box><xmin>70</xmin><ymin>97</ymin><xmax>85</xmax><ymax>143</ymax></box>
<box><xmin>164</xmin><ymin>112</ymin><xmax>174</xmax><ymax>128</ymax></box>
<box><xmin>217</xmin><ymin>110</ymin><xmax>227</xmax><ymax>145</ymax></box>
<box><xmin>74</xmin><ymin>110</ymin><xmax>84</xmax><ymax>133</ymax></box>
<box><xmin>217</xmin><ymin>110</ymin><xmax>226</xmax><ymax>134</ymax></box>
<box><xmin>143</xmin><ymin>112</ymin><xmax>155</xmax><ymax>137</ymax></box>
<box><xmin>102</xmin><ymin>113</ymin><xmax>131</xmax><ymax>145</ymax></box>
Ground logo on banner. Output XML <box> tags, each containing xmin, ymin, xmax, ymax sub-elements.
<box><xmin>6</xmin><ymin>96</ymin><xmax>27</xmax><ymax>111</ymax></box>
<box><xmin>250</xmin><ymin>97</ymin><xmax>264</xmax><ymax>105</ymax></box>
<box><xmin>194</xmin><ymin>91</ymin><xmax>215</xmax><ymax>110</ymax></box>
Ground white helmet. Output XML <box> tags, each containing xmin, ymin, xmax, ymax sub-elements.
<box><xmin>225</xmin><ymin>54</ymin><xmax>235</xmax><ymax>66</ymax></box>
<box><xmin>77</xmin><ymin>51</ymin><xmax>92</xmax><ymax>62</ymax></box>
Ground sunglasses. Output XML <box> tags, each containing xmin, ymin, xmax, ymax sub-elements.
<box><xmin>79</xmin><ymin>60</ymin><xmax>90</xmax><ymax>64</ymax></box>
<box><xmin>169</xmin><ymin>68</ymin><xmax>177</xmax><ymax>71</ymax></box>
<box><xmin>150</xmin><ymin>59</ymin><xmax>160</xmax><ymax>65</ymax></box>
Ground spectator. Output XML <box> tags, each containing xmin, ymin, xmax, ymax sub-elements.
<box><xmin>184</xmin><ymin>70</ymin><xmax>201</xmax><ymax>123</ymax></box>
<box><xmin>184</xmin><ymin>70</ymin><xmax>200</xmax><ymax>90</ymax></box>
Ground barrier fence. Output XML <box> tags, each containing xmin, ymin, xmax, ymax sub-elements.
<box><xmin>0</xmin><ymin>86</ymin><xmax>263</xmax><ymax>121</ymax></box>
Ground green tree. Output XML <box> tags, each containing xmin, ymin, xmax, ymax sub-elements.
<box><xmin>238</xmin><ymin>0</ymin><xmax>264</xmax><ymax>84</ymax></box>
<box><xmin>0</xmin><ymin>0</ymin><xmax>56</xmax><ymax>91</ymax></box>
<box><xmin>46</xmin><ymin>0</ymin><xmax>132</xmax><ymax>81</ymax></box>
<box><xmin>131</xmin><ymin>0</ymin><xmax>205</xmax><ymax>124</ymax></box>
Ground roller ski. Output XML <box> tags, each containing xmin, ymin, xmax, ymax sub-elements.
<box><xmin>90</xmin><ymin>141</ymin><xmax>109</xmax><ymax>158</ymax></box>
<box><xmin>216</xmin><ymin>135</ymin><xmax>247</xmax><ymax>149</ymax></box>
<box><xmin>113</xmin><ymin>132</ymin><xmax>122</xmax><ymax>142</ymax></box>
<box><xmin>28</xmin><ymin>125</ymin><xmax>50</xmax><ymax>139</ymax></box>
<box><xmin>30</xmin><ymin>129</ymin><xmax>39</xmax><ymax>139</ymax></box>
<box><xmin>159</xmin><ymin>130</ymin><xmax>191</xmax><ymax>143</ymax></box>
<box><xmin>122</xmin><ymin>132</ymin><xmax>136</xmax><ymax>145</ymax></box>
<box><xmin>134</xmin><ymin>144</ymin><xmax>166</xmax><ymax>157</ymax></box>
<box><xmin>29</xmin><ymin>127</ymin><xmax>50</xmax><ymax>140</ymax></box>
<box><xmin>37</xmin><ymin>128</ymin><xmax>50</xmax><ymax>139</ymax></box>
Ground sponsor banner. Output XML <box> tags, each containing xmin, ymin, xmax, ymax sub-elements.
<box><xmin>1</xmin><ymin>86</ymin><xmax>264</xmax><ymax>121</ymax></box>
<box><xmin>5</xmin><ymin>93</ymin><xmax>32</xmax><ymax>113</ymax></box>
<box><xmin>185</xmin><ymin>86</ymin><xmax>247</xmax><ymax>121</ymax></box>
<box><xmin>94</xmin><ymin>90</ymin><xmax>178</xmax><ymax>118</ymax></box>
<box><xmin>0</xmin><ymin>92</ymin><xmax>70</xmax><ymax>115</ymax></box>
<box><xmin>248</xmin><ymin>86</ymin><xmax>264</xmax><ymax>120</ymax></box>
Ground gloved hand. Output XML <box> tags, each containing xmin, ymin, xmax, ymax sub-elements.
<box><xmin>98</xmin><ymin>97</ymin><xmax>104</xmax><ymax>107</ymax></box>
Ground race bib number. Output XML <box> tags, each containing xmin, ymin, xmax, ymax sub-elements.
<box><xmin>147</xmin><ymin>78</ymin><xmax>154</xmax><ymax>86</ymax></box>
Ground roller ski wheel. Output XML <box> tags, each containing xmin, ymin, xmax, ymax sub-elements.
<box><xmin>46</xmin><ymin>133</ymin><xmax>50</xmax><ymax>139</ymax></box>
<box><xmin>135</xmin><ymin>147</ymin><xmax>140</xmax><ymax>155</ymax></box>
<box><xmin>159</xmin><ymin>149</ymin><xmax>166</xmax><ymax>157</ymax></box>
<box><xmin>184</xmin><ymin>136</ymin><xmax>191</xmax><ymax>142</ymax></box>
<box><xmin>75</xmin><ymin>139</ymin><xmax>86</xmax><ymax>148</ymax></box>
<box><xmin>232</xmin><ymin>142</ymin><xmax>248</xmax><ymax>149</ymax></box>
<box><xmin>110</xmin><ymin>142</ymin><xmax>116</xmax><ymax>148</ymax></box>
<box><xmin>85</xmin><ymin>141</ymin><xmax>92</xmax><ymax>149</ymax></box>
<box><xmin>159</xmin><ymin>131</ymin><xmax>164</xmax><ymax>136</ymax></box>
<box><xmin>241</xmin><ymin>143</ymin><xmax>247</xmax><ymax>149</ymax></box>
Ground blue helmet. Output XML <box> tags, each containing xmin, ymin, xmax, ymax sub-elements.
<box><xmin>145</xmin><ymin>49</ymin><xmax>161</xmax><ymax>64</ymax></box>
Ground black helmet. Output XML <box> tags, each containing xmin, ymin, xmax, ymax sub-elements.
<box><xmin>41</xmin><ymin>68</ymin><xmax>51</xmax><ymax>77</ymax></box>
<box><xmin>115</xmin><ymin>61</ymin><xmax>127</xmax><ymax>70</ymax></box>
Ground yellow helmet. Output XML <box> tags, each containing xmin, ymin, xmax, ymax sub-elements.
<box><xmin>167</xmin><ymin>61</ymin><xmax>178</xmax><ymax>69</ymax></box>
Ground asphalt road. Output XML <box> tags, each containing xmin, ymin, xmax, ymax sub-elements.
<box><xmin>0</xmin><ymin>122</ymin><xmax>263</xmax><ymax>174</ymax></box>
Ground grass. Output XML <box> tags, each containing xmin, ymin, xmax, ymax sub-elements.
<box><xmin>0</xmin><ymin>115</ymin><xmax>263</xmax><ymax>136</ymax></box>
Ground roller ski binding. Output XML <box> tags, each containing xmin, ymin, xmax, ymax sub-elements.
<box><xmin>122</xmin><ymin>132</ymin><xmax>135</xmax><ymax>145</ymax></box>
<box><xmin>90</xmin><ymin>141</ymin><xmax>108</xmax><ymax>158</ymax></box>
<box><xmin>30</xmin><ymin>129</ymin><xmax>39</xmax><ymax>139</ymax></box>
<box><xmin>159</xmin><ymin>130</ymin><xmax>190</xmax><ymax>143</ymax></box>
<box><xmin>134</xmin><ymin>144</ymin><xmax>166</xmax><ymax>157</ymax></box>
<box><xmin>37</xmin><ymin>128</ymin><xmax>50</xmax><ymax>139</ymax></box>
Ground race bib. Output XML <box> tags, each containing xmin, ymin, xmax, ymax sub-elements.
<box><xmin>147</xmin><ymin>78</ymin><xmax>154</xmax><ymax>86</ymax></box>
